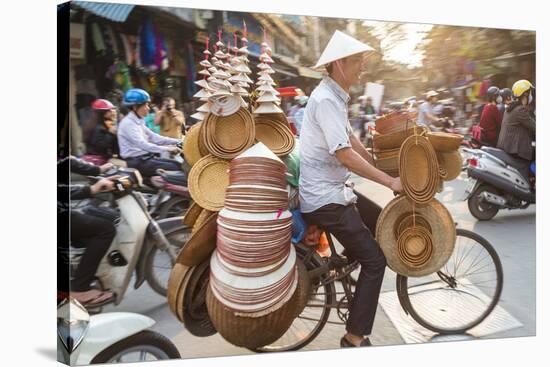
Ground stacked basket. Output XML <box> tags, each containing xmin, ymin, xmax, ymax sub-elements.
<box><xmin>375</xmin><ymin>125</ymin><xmax>458</xmax><ymax>277</ymax></box>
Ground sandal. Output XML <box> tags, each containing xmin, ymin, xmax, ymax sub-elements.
<box><xmin>340</xmin><ymin>336</ymin><xmax>372</xmax><ymax>348</ymax></box>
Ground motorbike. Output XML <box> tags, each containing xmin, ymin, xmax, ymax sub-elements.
<box><xmin>59</xmin><ymin>168</ymin><xmax>192</xmax><ymax>310</ymax></box>
<box><xmin>57</xmin><ymin>297</ymin><xmax>180</xmax><ymax>365</ymax></box>
<box><xmin>463</xmin><ymin>145</ymin><xmax>535</xmax><ymax>220</ymax></box>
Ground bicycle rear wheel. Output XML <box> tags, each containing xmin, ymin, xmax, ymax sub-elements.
<box><xmin>396</xmin><ymin>229</ymin><xmax>503</xmax><ymax>334</ymax></box>
<box><xmin>252</xmin><ymin>244</ymin><xmax>336</xmax><ymax>352</ymax></box>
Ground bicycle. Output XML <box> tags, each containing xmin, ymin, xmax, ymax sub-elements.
<box><xmin>253</xmin><ymin>227</ymin><xmax>503</xmax><ymax>352</ymax></box>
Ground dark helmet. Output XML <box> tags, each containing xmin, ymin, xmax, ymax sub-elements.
<box><xmin>500</xmin><ymin>88</ymin><xmax>512</xmax><ymax>101</ymax></box>
<box><xmin>486</xmin><ymin>86</ymin><xmax>500</xmax><ymax>102</ymax></box>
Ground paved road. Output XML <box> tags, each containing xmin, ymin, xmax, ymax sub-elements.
<box><xmin>103</xmin><ymin>170</ymin><xmax>536</xmax><ymax>359</ymax></box>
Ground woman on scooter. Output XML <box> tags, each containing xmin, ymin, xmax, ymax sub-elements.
<box><xmin>82</xmin><ymin>99</ymin><xmax>119</xmax><ymax>165</ymax></box>
<box><xmin>497</xmin><ymin>80</ymin><xmax>536</xmax><ymax>181</ymax></box>
<box><xmin>478</xmin><ymin>86</ymin><xmax>503</xmax><ymax>147</ymax></box>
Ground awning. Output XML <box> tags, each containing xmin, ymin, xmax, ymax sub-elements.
<box><xmin>298</xmin><ymin>66</ymin><xmax>322</xmax><ymax>79</ymax></box>
<box><xmin>73</xmin><ymin>1</ymin><xmax>135</xmax><ymax>22</ymax></box>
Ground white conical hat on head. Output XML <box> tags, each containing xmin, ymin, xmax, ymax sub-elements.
<box><xmin>313</xmin><ymin>30</ymin><xmax>374</xmax><ymax>69</ymax></box>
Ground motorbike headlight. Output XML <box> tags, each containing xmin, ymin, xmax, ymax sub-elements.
<box><xmin>57</xmin><ymin>298</ymin><xmax>90</xmax><ymax>354</ymax></box>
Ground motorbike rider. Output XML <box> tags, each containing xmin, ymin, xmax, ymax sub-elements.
<box><xmin>418</xmin><ymin>90</ymin><xmax>444</xmax><ymax>128</ymax></box>
<box><xmin>58</xmin><ymin>157</ymin><xmax>119</xmax><ymax>307</ymax></box>
<box><xmin>497</xmin><ymin>88</ymin><xmax>513</xmax><ymax>115</ymax></box>
<box><xmin>299</xmin><ymin>30</ymin><xmax>402</xmax><ymax>348</ymax></box>
<box><xmin>117</xmin><ymin>88</ymin><xmax>185</xmax><ymax>178</ymax></box>
<box><xmin>497</xmin><ymin>80</ymin><xmax>536</xmax><ymax>182</ymax></box>
<box><xmin>478</xmin><ymin>86</ymin><xmax>503</xmax><ymax>147</ymax></box>
<box><xmin>82</xmin><ymin>99</ymin><xmax>119</xmax><ymax>165</ymax></box>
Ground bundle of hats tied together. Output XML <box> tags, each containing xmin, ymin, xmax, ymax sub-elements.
<box><xmin>373</xmin><ymin>115</ymin><xmax>464</xmax><ymax>277</ymax></box>
<box><xmin>206</xmin><ymin>143</ymin><xmax>309</xmax><ymax>349</ymax></box>
<box><xmin>168</xmin><ymin>29</ymin><xmax>305</xmax><ymax>349</ymax></box>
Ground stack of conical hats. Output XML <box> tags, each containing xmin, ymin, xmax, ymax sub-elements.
<box><xmin>253</xmin><ymin>34</ymin><xmax>282</xmax><ymax>114</ymax></box>
<box><xmin>191</xmin><ymin>38</ymin><xmax>214</xmax><ymax>122</ymax></box>
<box><xmin>252</xmin><ymin>34</ymin><xmax>295</xmax><ymax>157</ymax></box>
<box><xmin>207</xmin><ymin>143</ymin><xmax>308</xmax><ymax>349</ymax></box>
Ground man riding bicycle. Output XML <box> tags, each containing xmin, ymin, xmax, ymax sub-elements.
<box><xmin>299</xmin><ymin>30</ymin><xmax>403</xmax><ymax>348</ymax></box>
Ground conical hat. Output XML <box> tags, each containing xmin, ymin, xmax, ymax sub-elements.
<box><xmin>229</xmin><ymin>74</ymin><xmax>250</xmax><ymax>83</ymax></box>
<box><xmin>313</xmin><ymin>30</ymin><xmax>374</xmax><ymax>69</ymax></box>
<box><xmin>191</xmin><ymin>111</ymin><xmax>206</xmax><ymax>121</ymax></box>
<box><xmin>208</xmin><ymin>66</ymin><xmax>217</xmax><ymax>73</ymax></box>
<box><xmin>200</xmin><ymin>60</ymin><xmax>212</xmax><ymax>67</ymax></box>
<box><xmin>230</xmin><ymin>84</ymin><xmax>248</xmax><ymax>94</ymax></box>
<box><xmin>254</xmin><ymin>103</ymin><xmax>283</xmax><ymax>114</ymax></box>
<box><xmin>234</xmin><ymin>63</ymin><xmax>251</xmax><ymax>73</ymax></box>
<box><xmin>195</xmin><ymin>79</ymin><xmax>210</xmax><ymax>89</ymax></box>
<box><xmin>198</xmin><ymin>69</ymin><xmax>211</xmax><ymax>76</ymax></box>
<box><xmin>256</xmin><ymin>93</ymin><xmax>281</xmax><ymax>103</ymax></box>
<box><xmin>197</xmin><ymin>103</ymin><xmax>211</xmax><ymax>113</ymax></box>
<box><xmin>258</xmin><ymin>74</ymin><xmax>274</xmax><ymax>82</ymax></box>
<box><xmin>257</xmin><ymin>84</ymin><xmax>280</xmax><ymax>95</ymax></box>
<box><xmin>193</xmin><ymin>89</ymin><xmax>212</xmax><ymax>99</ymax></box>
<box><xmin>238</xmin><ymin>46</ymin><xmax>249</xmax><ymax>55</ymax></box>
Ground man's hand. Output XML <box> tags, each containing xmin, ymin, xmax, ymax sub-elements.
<box><xmin>90</xmin><ymin>177</ymin><xmax>118</xmax><ymax>194</ymax></box>
<box><xmin>166</xmin><ymin>145</ymin><xmax>182</xmax><ymax>155</ymax></box>
<box><xmin>389</xmin><ymin>176</ymin><xmax>403</xmax><ymax>194</ymax></box>
<box><xmin>99</xmin><ymin>162</ymin><xmax>114</xmax><ymax>173</ymax></box>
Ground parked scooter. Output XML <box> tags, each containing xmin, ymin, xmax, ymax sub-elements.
<box><xmin>59</xmin><ymin>168</ymin><xmax>192</xmax><ymax>309</ymax></box>
<box><xmin>463</xmin><ymin>146</ymin><xmax>535</xmax><ymax>220</ymax></box>
<box><xmin>57</xmin><ymin>297</ymin><xmax>180</xmax><ymax>365</ymax></box>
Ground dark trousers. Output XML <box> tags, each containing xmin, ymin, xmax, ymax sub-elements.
<box><xmin>125</xmin><ymin>155</ymin><xmax>183</xmax><ymax>178</ymax></box>
<box><xmin>70</xmin><ymin>211</ymin><xmax>116</xmax><ymax>291</ymax></box>
<box><xmin>302</xmin><ymin>191</ymin><xmax>385</xmax><ymax>337</ymax></box>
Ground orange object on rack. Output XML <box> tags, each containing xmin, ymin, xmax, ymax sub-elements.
<box><xmin>317</xmin><ymin>232</ymin><xmax>331</xmax><ymax>258</ymax></box>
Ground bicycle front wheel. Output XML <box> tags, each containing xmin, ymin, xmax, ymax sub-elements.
<box><xmin>397</xmin><ymin>228</ymin><xmax>503</xmax><ymax>334</ymax></box>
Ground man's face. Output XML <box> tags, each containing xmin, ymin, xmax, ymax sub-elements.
<box><xmin>366</xmin><ymin>98</ymin><xmax>372</xmax><ymax>106</ymax></box>
<box><xmin>342</xmin><ymin>54</ymin><xmax>365</xmax><ymax>86</ymax></box>
<box><xmin>165</xmin><ymin>99</ymin><xmax>176</xmax><ymax>110</ymax></box>
<box><xmin>136</xmin><ymin>103</ymin><xmax>150</xmax><ymax>118</ymax></box>
<box><xmin>430</xmin><ymin>96</ymin><xmax>438</xmax><ymax>104</ymax></box>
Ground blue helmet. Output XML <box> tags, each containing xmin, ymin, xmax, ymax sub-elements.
<box><xmin>123</xmin><ymin>88</ymin><xmax>151</xmax><ymax>106</ymax></box>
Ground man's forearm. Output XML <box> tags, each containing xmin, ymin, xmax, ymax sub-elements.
<box><xmin>337</xmin><ymin>149</ymin><xmax>393</xmax><ymax>189</ymax></box>
<box><xmin>350</xmin><ymin>134</ymin><xmax>374</xmax><ymax>165</ymax></box>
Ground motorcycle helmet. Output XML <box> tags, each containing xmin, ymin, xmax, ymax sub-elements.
<box><xmin>500</xmin><ymin>88</ymin><xmax>512</xmax><ymax>102</ymax></box>
<box><xmin>486</xmin><ymin>86</ymin><xmax>499</xmax><ymax>102</ymax></box>
<box><xmin>512</xmin><ymin>80</ymin><xmax>534</xmax><ymax>98</ymax></box>
<box><xmin>123</xmin><ymin>88</ymin><xmax>151</xmax><ymax>106</ymax></box>
<box><xmin>91</xmin><ymin>99</ymin><xmax>115</xmax><ymax>110</ymax></box>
